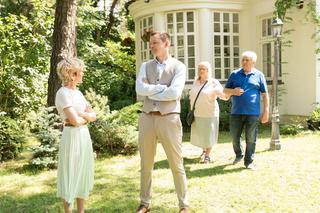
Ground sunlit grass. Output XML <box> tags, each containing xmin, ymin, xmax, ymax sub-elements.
<box><xmin>0</xmin><ymin>129</ymin><xmax>320</xmax><ymax>212</ymax></box>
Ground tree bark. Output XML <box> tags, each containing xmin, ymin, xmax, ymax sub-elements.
<box><xmin>47</xmin><ymin>0</ymin><xmax>78</xmax><ymax>106</ymax></box>
<box><xmin>105</xmin><ymin>0</ymin><xmax>119</xmax><ymax>39</ymax></box>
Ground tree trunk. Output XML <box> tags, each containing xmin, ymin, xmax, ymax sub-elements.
<box><xmin>105</xmin><ymin>0</ymin><xmax>119</xmax><ymax>39</ymax></box>
<box><xmin>47</xmin><ymin>0</ymin><xmax>78</xmax><ymax>106</ymax></box>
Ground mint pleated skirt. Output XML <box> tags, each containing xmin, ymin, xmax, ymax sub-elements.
<box><xmin>57</xmin><ymin>125</ymin><xmax>94</xmax><ymax>208</ymax></box>
<box><xmin>190</xmin><ymin>116</ymin><xmax>219</xmax><ymax>149</ymax></box>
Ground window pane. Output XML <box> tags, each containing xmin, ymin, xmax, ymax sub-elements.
<box><xmin>234</xmin><ymin>47</ymin><xmax>239</xmax><ymax>57</ymax></box>
<box><xmin>233</xmin><ymin>13</ymin><xmax>239</xmax><ymax>23</ymax></box>
<box><xmin>144</xmin><ymin>42</ymin><xmax>147</xmax><ymax>49</ymax></box>
<box><xmin>167</xmin><ymin>24</ymin><xmax>173</xmax><ymax>34</ymax></box>
<box><xmin>148</xmin><ymin>17</ymin><xmax>153</xmax><ymax>26</ymax></box>
<box><xmin>178</xmin><ymin>47</ymin><xmax>184</xmax><ymax>57</ymax></box>
<box><xmin>189</xmin><ymin>68</ymin><xmax>195</xmax><ymax>79</ymax></box>
<box><xmin>143</xmin><ymin>19</ymin><xmax>147</xmax><ymax>28</ymax></box>
<box><xmin>223</xmin><ymin>36</ymin><xmax>230</xmax><ymax>45</ymax></box>
<box><xmin>233</xmin><ymin>36</ymin><xmax>239</xmax><ymax>46</ymax></box>
<box><xmin>214</xmin><ymin>47</ymin><xmax>221</xmax><ymax>56</ymax></box>
<box><xmin>149</xmin><ymin>51</ymin><xmax>153</xmax><ymax>59</ymax></box>
<box><xmin>234</xmin><ymin>58</ymin><xmax>240</xmax><ymax>67</ymax></box>
<box><xmin>178</xmin><ymin>57</ymin><xmax>184</xmax><ymax>63</ymax></box>
<box><xmin>187</xmin><ymin>23</ymin><xmax>194</xmax><ymax>32</ymax></box>
<box><xmin>189</xmin><ymin>58</ymin><xmax>195</xmax><ymax>68</ymax></box>
<box><xmin>214</xmin><ymin>23</ymin><xmax>220</xmax><ymax>32</ymax></box>
<box><xmin>214</xmin><ymin>12</ymin><xmax>220</xmax><ymax>22</ymax></box>
<box><xmin>223</xmin><ymin>23</ymin><xmax>230</xmax><ymax>32</ymax></box>
<box><xmin>233</xmin><ymin>24</ymin><xmax>239</xmax><ymax>33</ymax></box>
<box><xmin>225</xmin><ymin>69</ymin><xmax>231</xmax><ymax>78</ymax></box>
<box><xmin>215</xmin><ymin>58</ymin><xmax>221</xmax><ymax>68</ymax></box>
<box><xmin>267</xmin><ymin>18</ymin><xmax>272</xmax><ymax>36</ymax></box>
<box><xmin>215</xmin><ymin>69</ymin><xmax>221</xmax><ymax>79</ymax></box>
<box><xmin>187</xmin><ymin>12</ymin><xmax>194</xmax><ymax>21</ymax></box>
<box><xmin>224</xmin><ymin>58</ymin><xmax>230</xmax><ymax>67</ymax></box>
<box><xmin>262</xmin><ymin>19</ymin><xmax>266</xmax><ymax>37</ymax></box>
<box><xmin>224</xmin><ymin>47</ymin><xmax>230</xmax><ymax>56</ymax></box>
<box><xmin>143</xmin><ymin>52</ymin><xmax>147</xmax><ymax>59</ymax></box>
<box><xmin>177</xmin><ymin>23</ymin><xmax>184</xmax><ymax>33</ymax></box>
<box><xmin>188</xmin><ymin>46</ymin><xmax>195</xmax><ymax>57</ymax></box>
<box><xmin>167</xmin><ymin>14</ymin><xmax>173</xmax><ymax>23</ymax></box>
<box><xmin>188</xmin><ymin>35</ymin><xmax>195</xmax><ymax>45</ymax></box>
<box><xmin>177</xmin><ymin>12</ymin><xmax>183</xmax><ymax>22</ymax></box>
<box><xmin>223</xmin><ymin>13</ymin><xmax>229</xmax><ymax>22</ymax></box>
<box><xmin>177</xmin><ymin>36</ymin><xmax>184</xmax><ymax>46</ymax></box>
<box><xmin>214</xmin><ymin>36</ymin><xmax>220</xmax><ymax>45</ymax></box>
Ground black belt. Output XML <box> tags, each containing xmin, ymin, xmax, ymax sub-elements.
<box><xmin>143</xmin><ymin>111</ymin><xmax>180</xmax><ymax>116</ymax></box>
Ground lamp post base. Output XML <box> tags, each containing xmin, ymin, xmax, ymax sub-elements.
<box><xmin>270</xmin><ymin>140</ymin><xmax>281</xmax><ymax>150</ymax></box>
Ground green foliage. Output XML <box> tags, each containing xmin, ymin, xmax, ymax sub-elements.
<box><xmin>218</xmin><ymin>99</ymin><xmax>232</xmax><ymax>131</ymax></box>
<box><xmin>180</xmin><ymin>94</ymin><xmax>191</xmax><ymax>132</ymax></box>
<box><xmin>275</xmin><ymin>0</ymin><xmax>301</xmax><ymax>20</ymax></box>
<box><xmin>85</xmin><ymin>90</ymin><xmax>138</xmax><ymax>156</ymax></box>
<box><xmin>0</xmin><ymin>0</ymin><xmax>53</xmax><ymax>119</ymax></box>
<box><xmin>307</xmin><ymin>104</ymin><xmax>320</xmax><ymax>131</ymax></box>
<box><xmin>28</xmin><ymin>107</ymin><xmax>61</xmax><ymax>170</ymax></box>
<box><xmin>0</xmin><ymin>114</ymin><xmax>26</xmax><ymax>161</ymax></box>
<box><xmin>280</xmin><ymin>123</ymin><xmax>304</xmax><ymax>135</ymax></box>
<box><xmin>110</xmin><ymin>102</ymin><xmax>142</xmax><ymax>129</ymax></box>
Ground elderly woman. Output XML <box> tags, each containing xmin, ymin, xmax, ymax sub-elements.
<box><xmin>189</xmin><ymin>61</ymin><xmax>229</xmax><ymax>163</ymax></box>
<box><xmin>55</xmin><ymin>58</ymin><xmax>96</xmax><ymax>213</ymax></box>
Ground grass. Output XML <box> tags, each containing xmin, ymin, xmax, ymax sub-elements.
<box><xmin>0</xmin><ymin>129</ymin><xmax>320</xmax><ymax>212</ymax></box>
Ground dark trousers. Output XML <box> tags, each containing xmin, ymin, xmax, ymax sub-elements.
<box><xmin>230</xmin><ymin>114</ymin><xmax>259</xmax><ymax>166</ymax></box>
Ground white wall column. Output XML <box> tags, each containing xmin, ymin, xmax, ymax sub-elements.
<box><xmin>154</xmin><ymin>12</ymin><xmax>165</xmax><ymax>32</ymax></box>
<box><xmin>316</xmin><ymin>0</ymin><xmax>320</xmax><ymax>104</ymax></box>
<box><xmin>198</xmin><ymin>8</ymin><xmax>213</xmax><ymax>65</ymax></box>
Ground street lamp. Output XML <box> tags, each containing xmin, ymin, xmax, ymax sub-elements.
<box><xmin>270</xmin><ymin>17</ymin><xmax>283</xmax><ymax>150</ymax></box>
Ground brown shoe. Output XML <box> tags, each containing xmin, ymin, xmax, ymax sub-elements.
<box><xmin>135</xmin><ymin>204</ymin><xmax>151</xmax><ymax>213</ymax></box>
<box><xmin>179</xmin><ymin>207</ymin><xmax>189</xmax><ymax>213</ymax></box>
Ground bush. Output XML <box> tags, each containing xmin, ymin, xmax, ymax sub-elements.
<box><xmin>180</xmin><ymin>94</ymin><xmax>191</xmax><ymax>132</ymax></box>
<box><xmin>307</xmin><ymin>105</ymin><xmax>320</xmax><ymax>131</ymax></box>
<box><xmin>0</xmin><ymin>114</ymin><xmax>26</xmax><ymax>161</ymax></box>
<box><xmin>218</xmin><ymin>99</ymin><xmax>232</xmax><ymax>131</ymax></box>
<box><xmin>28</xmin><ymin>107</ymin><xmax>61</xmax><ymax>169</ymax></box>
<box><xmin>85</xmin><ymin>90</ymin><xmax>138</xmax><ymax>156</ymax></box>
<box><xmin>280</xmin><ymin>123</ymin><xmax>304</xmax><ymax>135</ymax></box>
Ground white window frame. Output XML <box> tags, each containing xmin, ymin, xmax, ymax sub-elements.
<box><xmin>166</xmin><ymin>11</ymin><xmax>197</xmax><ymax>81</ymax></box>
<box><xmin>139</xmin><ymin>16</ymin><xmax>154</xmax><ymax>62</ymax></box>
<box><xmin>212</xmin><ymin>11</ymin><xmax>240</xmax><ymax>81</ymax></box>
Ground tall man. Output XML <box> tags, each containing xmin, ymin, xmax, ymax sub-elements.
<box><xmin>135</xmin><ymin>31</ymin><xmax>189</xmax><ymax>213</ymax></box>
<box><xmin>224</xmin><ymin>51</ymin><xmax>269</xmax><ymax>170</ymax></box>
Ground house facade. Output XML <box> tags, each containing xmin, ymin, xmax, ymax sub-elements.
<box><xmin>129</xmin><ymin>0</ymin><xmax>320</xmax><ymax>116</ymax></box>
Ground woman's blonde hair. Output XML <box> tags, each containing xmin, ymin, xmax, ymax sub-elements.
<box><xmin>195</xmin><ymin>61</ymin><xmax>212</xmax><ymax>80</ymax></box>
<box><xmin>56</xmin><ymin>58</ymin><xmax>85</xmax><ymax>84</ymax></box>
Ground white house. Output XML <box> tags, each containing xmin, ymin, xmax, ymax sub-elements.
<box><xmin>129</xmin><ymin>0</ymin><xmax>320</xmax><ymax>117</ymax></box>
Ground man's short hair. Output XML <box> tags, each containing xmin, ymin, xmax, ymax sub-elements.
<box><xmin>241</xmin><ymin>51</ymin><xmax>257</xmax><ymax>63</ymax></box>
<box><xmin>150</xmin><ymin>31</ymin><xmax>170</xmax><ymax>42</ymax></box>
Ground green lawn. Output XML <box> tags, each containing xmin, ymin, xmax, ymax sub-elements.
<box><xmin>1</xmin><ymin>129</ymin><xmax>320</xmax><ymax>212</ymax></box>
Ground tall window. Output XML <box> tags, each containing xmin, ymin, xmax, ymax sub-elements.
<box><xmin>261</xmin><ymin>17</ymin><xmax>273</xmax><ymax>79</ymax></box>
<box><xmin>213</xmin><ymin>12</ymin><xmax>240</xmax><ymax>80</ymax></box>
<box><xmin>166</xmin><ymin>11</ymin><xmax>196</xmax><ymax>80</ymax></box>
<box><xmin>140</xmin><ymin>16</ymin><xmax>153</xmax><ymax>62</ymax></box>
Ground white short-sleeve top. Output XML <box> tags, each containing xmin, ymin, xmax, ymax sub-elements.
<box><xmin>55</xmin><ymin>87</ymin><xmax>88</xmax><ymax>121</ymax></box>
<box><xmin>189</xmin><ymin>78</ymin><xmax>223</xmax><ymax>118</ymax></box>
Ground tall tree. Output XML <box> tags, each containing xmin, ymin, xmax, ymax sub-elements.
<box><xmin>47</xmin><ymin>0</ymin><xmax>78</xmax><ymax>106</ymax></box>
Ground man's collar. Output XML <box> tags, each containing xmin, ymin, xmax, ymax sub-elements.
<box><xmin>155</xmin><ymin>55</ymin><xmax>172</xmax><ymax>65</ymax></box>
<box><xmin>240</xmin><ymin>68</ymin><xmax>256</xmax><ymax>75</ymax></box>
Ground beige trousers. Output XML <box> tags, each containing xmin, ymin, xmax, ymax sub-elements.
<box><xmin>138</xmin><ymin>113</ymin><xmax>189</xmax><ymax>208</ymax></box>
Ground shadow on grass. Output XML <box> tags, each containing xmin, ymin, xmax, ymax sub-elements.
<box><xmin>185</xmin><ymin>163</ymin><xmax>245</xmax><ymax>179</ymax></box>
<box><xmin>154</xmin><ymin>157</ymin><xmax>201</xmax><ymax>170</ymax></box>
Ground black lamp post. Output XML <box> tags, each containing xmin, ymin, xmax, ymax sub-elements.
<box><xmin>270</xmin><ymin>17</ymin><xmax>283</xmax><ymax>150</ymax></box>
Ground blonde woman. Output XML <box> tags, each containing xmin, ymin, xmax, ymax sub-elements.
<box><xmin>189</xmin><ymin>62</ymin><xmax>229</xmax><ymax>163</ymax></box>
<box><xmin>55</xmin><ymin>58</ymin><xmax>96</xmax><ymax>213</ymax></box>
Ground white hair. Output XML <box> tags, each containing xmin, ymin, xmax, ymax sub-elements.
<box><xmin>195</xmin><ymin>61</ymin><xmax>212</xmax><ymax>80</ymax></box>
<box><xmin>241</xmin><ymin>51</ymin><xmax>257</xmax><ymax>63</ymax></box>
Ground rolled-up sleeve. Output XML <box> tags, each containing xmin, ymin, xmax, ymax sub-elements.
<box><xmin>135</xmin><ymin>62</ymin><xmax>167</xmax><ymax>97</ymax></box>
<box><xmin>149</xmin><ymin>63</ymin><xmax>186</xmax><ymax>101</ymax></box>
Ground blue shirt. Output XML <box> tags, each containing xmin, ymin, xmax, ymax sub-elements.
<box><xmin>225</xmin><ymin>68</ymin><xmax>268</xmax><ymax>115</ymax></box>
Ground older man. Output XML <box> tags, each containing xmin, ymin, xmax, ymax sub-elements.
<box><xmin>224</xmin><ymin>51</ymin><xmax>269</xmax><ymax>170</ymax></box>
<box><xmin>135</xmin><ymin>31</ymin><xmax>189</xmax><ymax>213</ymax></box>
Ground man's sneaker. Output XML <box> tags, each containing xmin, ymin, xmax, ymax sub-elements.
<box><xmin>245</xmin><ymin>163</ymin><xmax>256</xmax><ymax>170</ymax></box>
<box><xmin>232</xmin><ymin>156</ymin><xmax>243</xmax><ymax>165</ymax></box>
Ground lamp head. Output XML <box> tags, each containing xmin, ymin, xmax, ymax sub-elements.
<box><xmin>272</xmin><ymin>17</ymin><xmax>283</xmax><ymax>38</ymax></box>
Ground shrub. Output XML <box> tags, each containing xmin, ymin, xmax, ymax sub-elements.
<box><xmin>307</xmin><ymin>104</ymin><xmax>320</xmax><ymax>131</ymax></box>
<box><xmin>0</xmin><ymin>114</ymin><xmax>26</xmax><ymax>161</ymax></box>
<box><xmin>280</xmin><ymin>123</ymin><xmax>304</xmax><ymax>135</ymax></box>
<box><xmin>28</xmin><ymin>107</ymin><xmax>61</xmax><ymax>169</ymax></box>
<box><xmin>85</xmin><ymin>90</ymin><xmax>138</xmax><ymax>156</ymax></box>
<box><xmin>180</xmin><ymin>94</ymin><xmax>191</xmax><ymax>132</ymax></box>
<box><xmin>218</xmin><ymin>99</ymin><xmax>232</xmax><ymax>131</ymax></box>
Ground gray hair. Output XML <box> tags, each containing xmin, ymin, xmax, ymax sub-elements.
<box><xmin>241</xmin><ymin>51</ymin><xmax>257</xmax><ymax>63</ymax></box>
<box><xmin>56</xmin><ymin>58</ymin><xmax>85</xmax><ymax>84</ymax></box>
<box><xmin>196</xmin><ymin>61</ymin><xmax>212</xmax><ymax>80</ymax></box>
